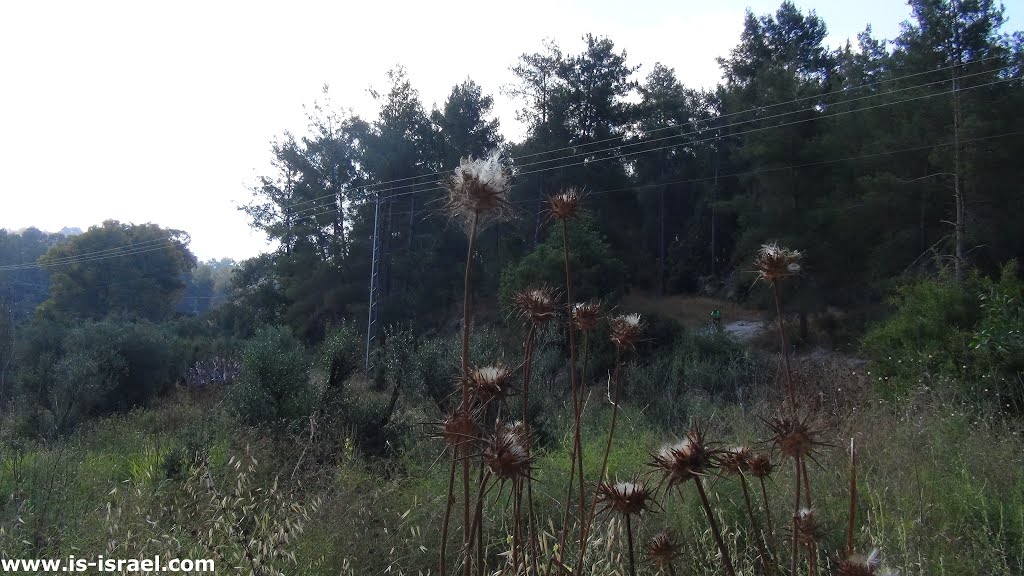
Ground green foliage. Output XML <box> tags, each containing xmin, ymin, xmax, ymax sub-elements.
<box><xmin>15</xmin><ymin>317</ymin><xmax>184</xmax><ymax>435</ymax></box>
<box><xmin>626</xmin><ymin>328</ymin><xmax>765</xmax><ymax>427</ymax></box>
<box><xmin>499</xmin><ymin>216</ymin><xmax>625</xmax><ymax>306</ymax></box>
<box><xmin>863</xmin><ymin>262</ymin><xmax>1024</xmax><ymax>408</ymax></box>
<box><xmin>231</xmin><ymin>326</ymin><xmax>313</xmax><ymax>426</ymax></box>
<box><xmin>38</xmin><ymin>221</ymin><xmax>196</xmax><ymax>322</ymax></box>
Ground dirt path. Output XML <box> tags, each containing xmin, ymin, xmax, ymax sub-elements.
<box><xmin>722</xmin><ymin>319</ymin><xmax>768</xmax><ymax>342</ymax></box>
<box><xmin>622</xmin><ymin>292</ymin><xmax>763</xmax><ymax>332</ymax></box>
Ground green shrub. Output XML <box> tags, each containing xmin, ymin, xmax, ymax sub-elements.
<box><xmin>862</xmin><ymin>262</ymin><xmax>1024</xmax><ymax>408</ymax></box>
<box><xmin>499</xmin><ymin>215</ymin><xmax>626</xmax><ymax>306</ymax></box>
<box><xmin>626</xmin><ymin>328</ymin><xmax>764</xmax><ymax>427</ymax></box>
<box><xmin>231</xmin><ymin>326</ymin><xmax>313</xmax><ymax>426</ymax></box>
<box><xmin>16</xmin><ymin>317</ymin><xmax>184</xmax><ymax>435</ymax></box>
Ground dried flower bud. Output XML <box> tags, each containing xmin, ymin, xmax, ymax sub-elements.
<box><xmin>765</xmin><ymin>412</ymin><xmax>829</xmax><ymax>461</ymax></box>
<box><xmin>610</xmin><ymin>313</ymin><xmax>643</xmax><ymax>350</ymax></box>
<box><xmin>483</xmin><ymin>421</ymin><xmax>534</xmax><ymax>481</ymax></box>
<box><xmin>838</xmin><ymin>549</ymin><xmax>884</xmax><ymax>576</ymax></box>
<box><xmin>754</xmin><ymin>242</ymin><xmax>802</xmax><ymax>283</ymax></box>
<box><xmin>794</xmin><ymin>508</ymin><xmax>823</xmax><ymax>547</ymax></box>
<box><xmin>596</xmin><ymin>478</ymin><xmax>652</xmax><ymax>516</ymax></box>
<box><xmin>513</xmin><ymin>287</ymin><xmax>558</xmax><ymax>325</ymax></box>
<box><xmin>467</xmin><ymin>364</ymin><xmax>514</xmax><ymax>405</ymax></box>
<box><xmin>438</xmin><ymin>409</ymin><xmax>481</xmax><ymax>449</ymax></box>
<box><xmin>548</xmin><ymin>188</ymin><xmax>582</xmax><ymax>220</ymax></box>
<box><xmin>645</xmin><ymin>531</ymin><xmax>681</xmax><ymax>569</ymax></box>
<box><xmin>720</xmin><ymin>446</ymin><xmax>753</xmax><ymax>476</ymax></box>
<box><xmin>748</xmin><ymin>452</ymin><xmax>775</xmax><ymax>478</ymax></box>
<box><xmin>650</xmin><ymin>422</ymin><xmax>718</xmax><ymax>487</ymax></box>
<box><xmin>443</xmin><ymin>151</ymin><xmax>514</xmax><ymax>232</ymax></box>
<box><xmin>571</xmin><ymin>301</ymin><xmax>602</xmax><ymax>332</ymax></box>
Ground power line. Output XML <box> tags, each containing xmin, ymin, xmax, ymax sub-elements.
<box><xmin>361</xmin><ymin>129</ymin><xmax>1024</xmax><ymax>221</ymax></box>
<box><xmin>292</xmin><ymin>74</ymin><xmax>1018</xmax><ymax>223</ymax></box>
<box><xmin>279</xmin><ymin>55</ymin><xmax>1011</xmax><ymax>215</ymax></box>
<box><xmin>0</xmin><ymin>243</ymin><xmax>177</xmax><ymax>272</ymax></box>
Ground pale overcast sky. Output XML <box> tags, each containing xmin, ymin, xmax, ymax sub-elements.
<box><xmin>1</xmin><ymin>0</ymin><xmax>1019</xmax><ymax>260</ymax></box>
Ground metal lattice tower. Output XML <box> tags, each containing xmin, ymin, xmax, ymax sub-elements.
<box><xmin>365</xmin><ymin>193</ymin><xmax>381</xmax><ymax>370</ymax></box>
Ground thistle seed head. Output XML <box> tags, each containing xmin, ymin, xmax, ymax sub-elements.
<box><xmin>838</xmin><ymin>549</ymin><xmax>883</xmax><ymax>576</ymax></box>
<box><xmin>483</xmin><ymin>421</ymin><xmax>534</xmax><ymax>481</ymax></box>
<box><xmin>513</xmin><ymin>286</ymin><xmax>558</xmax><ymax>325</ymax></box>
<box><xmin>467</xmin><ymin>364</ymin><xmax>514</xmax><ymax>405</ymax></box>
<box><xmin>748</xmin><ymin>452</ymin><xmax>775</xmax><ymax>478</ymax></box>
<box><xmin>439</xmin><ymin>409</ymin><xmax>481</xmax><ymax>449</ymax></box>
<box><xmin>442</xmin><ymin>151</ymin><xmax>514</xmax><ymax>232</ymax></box>
<box><xmin>754</xmin><ymin>242</ymin><xmax>802</xmax><ymax>283</ymax></box>
<box><xmin>571</xmin><ymin>301</ymin><xmax>602</xmax><ymax>332</ymax></box>
<box><xmin>764</xmin><ymin>412</ymin><xmax>829</xmax><ymax>461</ymax></box>
<box><xmin>650</xmin><ymin>422</ymin><xmax>718</xmax><ymax>487</ymax></box>
<box><xmin>548</xmin><ymin>188</ymin><xmax>582</xmax><ymax>220</ymax></box>
<box><xmin>720</xmin><ymin>446</ymin><xmax>753</xmax><ymax>476</ymax></box>
<box><xmin>596</xmin><ymin>478</ymin><xmax>652</xmax><ymax>516</ymax></box>
<box><xmin>794</xmin><ymin>508</ymin><xmax>823</xmax><ymax>547</ymax></box>
<box><xmin>610</xmin><ymin>313</ymin><xmax>643</xmax><ymax>350</ymax></box>
<box><xmin>645</xmin><ymin>531</ymin><xmax>681</xmax><ymax>569</ymax></box>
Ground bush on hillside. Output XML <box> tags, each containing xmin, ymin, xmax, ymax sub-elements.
<box><xmin>15</xmin><ymin>317</ymin><xmax>185</xmax><ymax>435</ymax></box>
<box><xmin>862</xmin><ymin>261</ymin><xmax>1024</xmax><ymax>410</ymax></box>
<box><xmin>499</xmin><ymin>216</ymin><xmax>626</xmax><ymax>307</ymax></box>
<box><xmin>231</xmin><ymin>326</ymin><xmax>313</xmax><ymax>426</ymax></box>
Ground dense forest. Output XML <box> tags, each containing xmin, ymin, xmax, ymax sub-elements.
<box><xmin>2</xmin><ymin>2</ymin><xmax>1024</xmax><ymax>575</ymax></box>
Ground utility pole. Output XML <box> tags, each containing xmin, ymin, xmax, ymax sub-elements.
<box><xmin>711</xmin><ymin>141</ymin><xmax>719</xmax><ymax>279</ymax></box>
<box><xmin>365</xmin><ymin>193</ymin><xmax>381</xmax><ymax>370</ymax></box>
<box><xmin>951</xmin><ymin>0</ymin><xmax>966</xmax><ymax>281</ymax></box>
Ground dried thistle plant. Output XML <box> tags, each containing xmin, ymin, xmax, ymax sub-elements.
<box><xmin>548</xmin><ymin>187</ymin><xmax>583</xmax><ymax>221</ymax></box>
<box><xmin>440</xmin><ymin>150</ymin><xmax>515</xmax><ymax>576</ymax></box>
<box><xmin>466</xmin><ymin>364</ymin><xmax>514</xmax><ymax>408</ymax></box>
<box><xmin>649</xmin><ymin>423</ymin><xmax>736</xmax><ymax>576</ymax></box>
<box><xmin>483</xmin><ymin>422</ymin><xmax>534</xmax><ymax>482</ymax></box>
<box><xmin>596</xmin><ymin>478</ymin><xmax>652</xmax><ymax>576</ymax></box>
<box><xmin>838</xmin><ymin>549</ymin><xmax>881</xmax><ymax>576</ymax></box>
<box><xmin>580</xmin><ymin>311</ymin><xmax>644</xmax><ymax>574</ymax></box>
<box><xmin>645</xmin><ymin>531</ymin><xmax>682</xmax><ymax>575</ymax></box>
<box><xmin>571</xmin><ymin>300</ymin><xmax>602</xmax><ymax>332</ymax></box>
<box><xmin>512</xmin><ymin>286</ymin><xmax>559</xmax><ymax>325</ymax></box>
<box><xmin>754</xmin><ymin>242</ymin><xmax>803</xmax><ymax>284</ymax></box>
<box><xmin>609</xmin><ymin>313</ymin><xmax>644</xmax><ymax>351</ymax></box>
<box><xmin>442</xmin><ymin>151</ymin><xmax>514</xmax><ymax>233</ymax></box>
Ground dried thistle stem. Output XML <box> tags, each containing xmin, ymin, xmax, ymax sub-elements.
<box><xmin>847</xmin><ymin>438</ymin><xmax>856</xmax><ymax>557</ymax></box>
<box><xmin>693</xmin><ymin>477</ymin><xmax>738</xmax><ymax>576</ymax></box>
<box><xmin>771</xmin><ymin>279</ymin><xmax>797</xmax><ymax>412</ymax></box>
<box><xmin>578</xmin><ymin>351</ymin><xmax>623</xmax><ymax>574</ymax></box>
<box><xmin>440</xmin><ymin>453</ymin><xmax>457</xmax><ymax>576</ymax></box>
<box><xmin>521</xmin><ymin>322</ymin><xmax>541</xmax><ymax>576</ymax></box>
<box><xmin>791</xmin><ymin>457</ymin><xmax>802</xmax><ymax>576</ymax></box>
<box><xmin>740</xmin><ymin>474</ymin><xmax>775</xmax><ymax>576</ymax></box>
<box><xmin>556</xmin><ymin>217</ymin><xmax>586</xmax><ymax>571</ymax></box>
<box><xmin>461</xmin><ymin>213</ymin><xmax>479</xmax><ymax>576</ymax></box>
<box><xmin>625</xmin><ymin>513</ymin><xmax>637</xmax><ymax>576</ymax></box>
<box><xmin>759</xmin><ymin>475</ymin><xmax>780</xmax><ymax>576</ymax></box>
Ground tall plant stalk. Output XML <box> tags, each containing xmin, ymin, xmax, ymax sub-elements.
<box><xmin>791</xmin><ymin>457</ymin><xmax>802</xmax><ymax>576</ymax></box>
<box><xmin>847</xmin><ymin>438</ymin><xmax>857</xmax><ymax>556</ymax></box>
<box><xmin>771</xmin><ymin>279</ymin><xmax>796</xmax><ymax>412</ymax></box>
<box><xmin>740</xmin><ymin>474</ymin><xmax>774</xmax><ymax>576</ymax></box>
<box><xmin>440</xmin><ymin>454</ymin><xmax>457</xmax><ymax>576</ymax></box>
<box><xmin>556</xmin><ymin>216</ymin><xmax>587</xmax><ymax>572</ymax></box>
<box><xmin>556</xmin><ymin>329</ymin><xmax>589</xmax><ymax>567</ymax></box>
<box><xmin>625</xmin><ymin>514</ymin><xmax>637</xmax><ymax>576</ymax></box>
<box><xmin>460</xmin><ymin>214</ymin><xmax>478</xmax><ymax>576</ymax></box>
<box><xmin>521</xmin><ymin>323</ymin><xmax>540</xmax><ymax>576</ymax></box>
<box><xmin>578</xmin><ymin>353</ymin><xmax>624</xmax><ymax>574</ymax></box>
<box><xmin>693</xmin><ymin>479</ymin><xmax>738</xmax><ymax>576</ymax></box>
